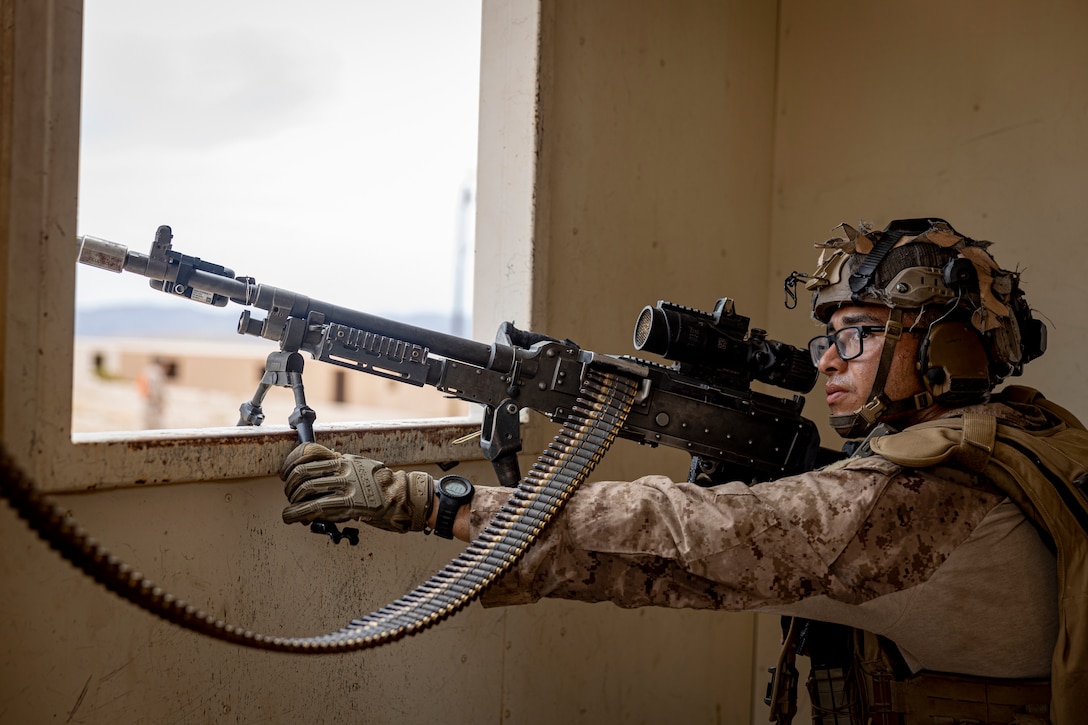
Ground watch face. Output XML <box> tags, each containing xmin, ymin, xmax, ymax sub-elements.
<box><xmin>443</xmin><ymin>478</ymin><xmax>471</xmax><ymax>497</ymax></box>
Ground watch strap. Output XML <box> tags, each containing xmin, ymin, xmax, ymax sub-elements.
<box><xmin>434</xmin><ymin>475</ymin><xmax>474</xmax><ymax>539</ymax></box>
<box><xmin>434</xmin><ymin>494</ymin><xmax>460</xmax><ymax>539</ymax></box>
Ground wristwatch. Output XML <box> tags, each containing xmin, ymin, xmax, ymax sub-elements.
<box><xmin>433</xmin><ymin>474</ymin><xmax>475</xmax><ymax>539</ymax></box>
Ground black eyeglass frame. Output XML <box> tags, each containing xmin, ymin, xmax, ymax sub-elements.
<box><xmin>807</xmin><ymin>325</ymin><xmax>889</xmax><ymax>366</ymax></box>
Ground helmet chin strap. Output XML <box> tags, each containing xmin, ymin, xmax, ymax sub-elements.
<box><xmin>828</xmin><ymin>308</ymin><xmax>934</xmax><ymax>439</ymax></box>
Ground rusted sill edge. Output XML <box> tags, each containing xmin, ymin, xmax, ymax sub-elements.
<box><xmin>58</xmin><ymin>418</ymin><xmax>483</xmax><ymax>491</ymax></box>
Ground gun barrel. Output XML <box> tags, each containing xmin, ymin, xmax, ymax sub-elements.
<box><xmin>79</xmin><ymin>233</ymin><xmax>252</xmax><ymax>300</ymax></box>
<box><xmin>77</xmin><ymin>234</ymin><xmax>142</xmax><ymax>274</ymax></box>
<box><xmin>76</xmin><ymin>234</ymin><xmax>502</xmax><ymax>370</ymax></box>
<box><xmin>245</xmin><ymin>284</ymin><xmax>500</xmax><ymax>369</ymax></box>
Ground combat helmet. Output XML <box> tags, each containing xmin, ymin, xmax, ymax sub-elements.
<box><xmin>790</xmin><ymin>217</ymin><xmax>1046</xmax><ymax>438</ymax></box>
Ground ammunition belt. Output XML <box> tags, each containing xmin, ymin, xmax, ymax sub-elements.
<box><xmin>0</xmin><ymin>368</ymin><xmax>638</xmax><ymax>653</ymax></box>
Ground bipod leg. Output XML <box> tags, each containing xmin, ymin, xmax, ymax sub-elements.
<box><xmin>238</xmin><ymin>379</ymin><xmax>272</xmax><ymax>428</ymax></box>
<box><xmin>283</xmin><ymin>360</ymin><xmax>316</xmax><ymax>445</ymax></box>
<box><xmin>238</xmin><ymin>351</ymin><xmax>317</xmax><ymax>442</ymax></box>
<box><xmin>239</xmin><ymin>351</ymin><xmax>357</xmax><ymax>545</ymax></box>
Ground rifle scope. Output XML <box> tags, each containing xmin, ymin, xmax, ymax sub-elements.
<box><xmin>633</xmin><ymin>298</ymin><xmax>818</xmax><ymax>394</ymax></box>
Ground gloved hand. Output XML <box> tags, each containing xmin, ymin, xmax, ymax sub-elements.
<box><xmin>279</xmin><ymin>443</ymin><xmax>434</xmax><ymax>533</ymax></box>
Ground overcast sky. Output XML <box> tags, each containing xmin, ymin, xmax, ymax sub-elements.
<box><xmin>76</xmin><ymin>1</ymin><xmax>481</xmax><ymax>321</ymax></box>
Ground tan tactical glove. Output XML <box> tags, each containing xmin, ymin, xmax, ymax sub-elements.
<box><xmin>279</xmin><ymin>443</ymin><xmax>433</xmax><ymax>533</ymax></box>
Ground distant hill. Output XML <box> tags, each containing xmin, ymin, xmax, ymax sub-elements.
<box><xmin>76</xmin><ymin>304</ymin><xmax>469</xmax><ymax>340</ymax></box>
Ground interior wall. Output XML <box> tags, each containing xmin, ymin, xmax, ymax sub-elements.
<box><xmin>766</xmin><ymin>0</ymin><xmax>1088</xmax><ymax>443</ymax></box>
<box><xmin>496</xmin><ymin>2</ymin><xmax>784</xmax><ymax>722</ymax></box>
<box><xmin>534</xmin><ymin>0</ymin><xmax>781</xmax><ymax>484</ymax></box>
<box><xmin>0</xmin><ymin>459</ymin><xmax>513</xmax><ymax>722</ymax></box>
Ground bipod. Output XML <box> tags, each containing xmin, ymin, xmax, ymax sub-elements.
<box><xmin>238</xmin><ymin>350</ymin><xmax>359</xmax><ymax>545</ymax></box>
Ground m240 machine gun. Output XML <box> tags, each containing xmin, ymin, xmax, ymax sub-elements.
<box><xmin>78</xmin><ymin>225</ymin><xmax>830</xmax><ymax>490</ymax></box>
<box><xmin>0</xmin><ymin>223</ymin><xmax>845</xmax><ymax>654</ymax></box>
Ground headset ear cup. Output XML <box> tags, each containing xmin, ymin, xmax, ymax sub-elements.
<box><xmin>919</xmin><ymin>321</ymin><xmax>992</xmax><ymax>404</ymax></box>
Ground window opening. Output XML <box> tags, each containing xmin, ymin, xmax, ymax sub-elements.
<box><xmin>73</xmin><ymin>1</ymin><xmax>481</xmax><ymax>434</ymax></box>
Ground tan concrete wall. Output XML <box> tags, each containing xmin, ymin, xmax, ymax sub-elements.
<box><xmin>765</xmin><ymin>0</ymin><xmax>1088</xmax><ymax>443</ymax></box>
<box><xmin>4</xmin><ymin>1</ymin><xmax>1088</xmax><ymax>724</ymax></box>
<box><xmin>489</xmin><ymin>3</ymin><xmax>783</xmax><ymax>722</ymax></box>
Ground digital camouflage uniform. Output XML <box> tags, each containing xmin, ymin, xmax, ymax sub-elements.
<box><xmin>470</xmin><ymin>397</ymin><xmax>1058</xmax><ymax>682</ymax></box>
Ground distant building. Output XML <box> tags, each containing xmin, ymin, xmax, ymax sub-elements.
<box><xmin>73</xmin><ymin>337</ymin><xmax>467</xmax><ymax>433</ymax></box>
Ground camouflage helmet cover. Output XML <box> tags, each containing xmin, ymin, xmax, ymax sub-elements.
<box><xmin>801</xmin><ymin>218</ymin><xmax>1043</xmax><ymax>385</ymax></box>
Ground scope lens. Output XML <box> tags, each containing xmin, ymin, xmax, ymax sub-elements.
<box><xmin>633</xmin><ymin>306</ymin><xmax>668</xmax><ymax>354</ymax></box>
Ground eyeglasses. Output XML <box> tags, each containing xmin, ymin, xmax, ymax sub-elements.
<box><xmin>807</xmin><ymin>325</ymin><xmax>887</xmax><ymax>365</ymax></box>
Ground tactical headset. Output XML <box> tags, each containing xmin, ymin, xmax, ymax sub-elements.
<box><xmin>790</xmin><ymin>217</ymin><xmax>1046</xmax><ymax>437</ymax></box>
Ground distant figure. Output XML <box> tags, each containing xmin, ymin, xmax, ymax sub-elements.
<box><xmin>136</xmin><ymin>357</ymin><xmax>167</xmax><ymax>429</ymax></box>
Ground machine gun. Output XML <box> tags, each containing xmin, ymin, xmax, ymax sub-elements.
<box><xmin>78</xmin><ymin>225</ymin><xmax>832</xmax><ymax>494</ymax></box>
<box><xmin>40</xmin><ymin>224</ymin><xmax>846</xmax><ymax>652</ymax></box>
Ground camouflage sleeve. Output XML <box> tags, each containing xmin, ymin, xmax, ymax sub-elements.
<box><xmin>469</xmin><ymin>456</ymin><xmax>1003</xmax><ymax>610</ymax></box>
